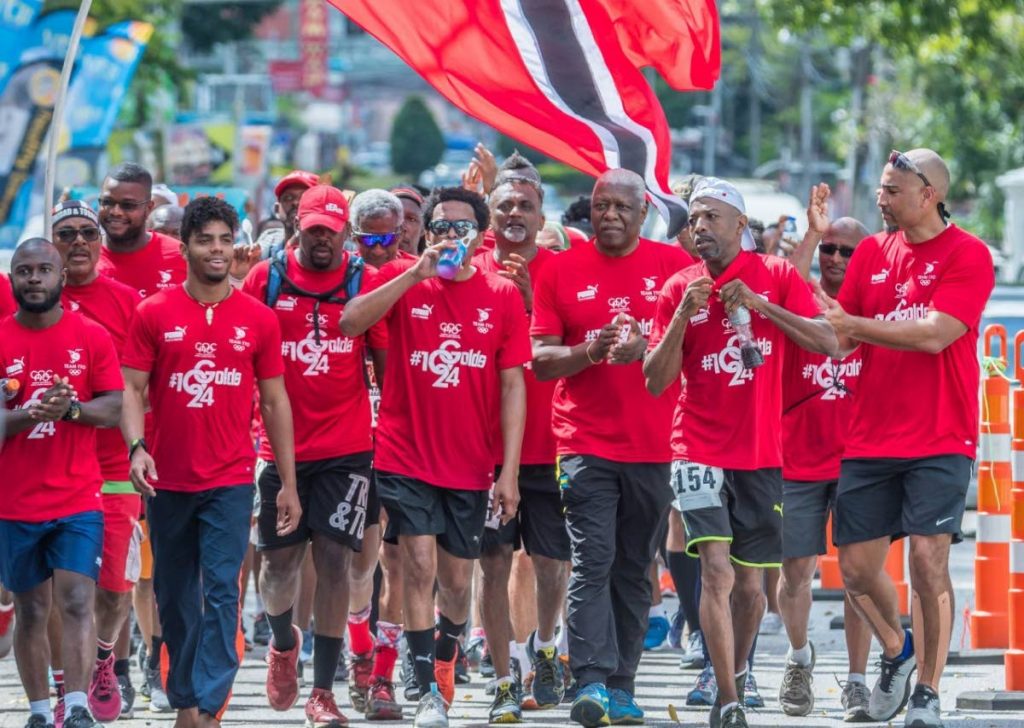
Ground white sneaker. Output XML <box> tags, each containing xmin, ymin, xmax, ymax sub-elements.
<box><xmin>413</xmin><ymin>685</ymin><xmax>449</xmax><ymax>728</ymax></box>
<box><xmin>841</xmin><ymin>680</ymin><xmax>871</xmax><ymax>722</ymax></box>
<box><xmin>904</xmin><ymin>685</ymin><xmax>943</xmax><ymax>727</ymax></box>
<box><xmin>868</xmin><ymin>638</ymin><xmax>917</xmax><ymax>721</ymax></box>
<box><xmin>679</xmin><ymin>630</ymin><xmax>704</xmax><ymax>670</ymax></box>
<box><xmin>758</xmin><ymin>611</ymin><xmax>783</xmax><ymax>635</ymax></box>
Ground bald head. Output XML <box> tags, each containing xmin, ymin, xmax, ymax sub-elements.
<box><xmin>148</xmin><ymin>205</ymin><xmax>184</xmax><ymax>239</ymax></box>
<box><xmin>10</xmin><ymin>238</ymin><xmax>65</xmax><ymax>315</ymax></box>
<box><xmin>826</xmin><ymin>217</ymin><xmax>871</xmax><ymax>247</ymax></box>
<box><xmin>905</xmin><ymin>148</ymin><xmax>950</xmax><ymax>201</ymax></box>
<box><xmin>12</xmin><ymin>238</ymin><xmax>62</xmax><ymax>268</ymax></box>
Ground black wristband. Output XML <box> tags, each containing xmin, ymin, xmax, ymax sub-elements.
<box><xmin>129</xmin><ymin>438</ymin><xmax>147</xmax><ymax>460</ymax></box>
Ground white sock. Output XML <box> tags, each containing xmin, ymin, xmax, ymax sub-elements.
<box><xmin>848</xmin><ymin>672</ymin><xmax>866</xmax><ymax>685</ymax></box>
<box><xmin>734</xmin><ymin>668</ymin><xmax>747</xmax><ymax>680</ymax></box>
<box><xmin>533</xmin><ymin>632</ymin><xmax>558</xmax><ymax>651</ymax></box>
<box><xmin>649</xmin><ymin>604</ymin><xmax>668</xmax><ymax>619</ymax></box>
<box><xmin>788</xmin><ymin>643</ymin><xmax>813</xmax><ymax>667</ymax></box>
<box><xmin>29</xmin><ymin>700</ymin><xmax>52</xmax><ymax>722</ymax></box>
<box><xmin>556</xmin><ymin>620</ymin><xmax>569</xmax><ymax>654</ymax></box>
<box><xmin>64</xmin><ymin>691</ymin><xmax>88</xmax><ymax>711</ymax></box>
<box><xmin>720</xmin><ymin>701</ymin><xmax>739</xmax><ymax>716</ymax></box>
<box><xmin>495</xmin><ymin>675</ymin><xmax>515</xmax><ymax>688</ymax></box>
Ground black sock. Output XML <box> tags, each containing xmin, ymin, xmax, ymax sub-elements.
<box><xmin>312</xmin><ymin>634</ymin><xmax>343</xmax><ymax>690</ymax></box>
<box><xmin>97</xmin><ymin>645</ymin><xmax>113</xmax><ymax>662</ymax></box>
<box><xmin>747</xmin><ymin>633</ymin><xmax>758</xmax><ymax>671</ymax></box>
<box><xmin>435</xmin><ymin>614</ymin><xmax>465</xmax><ymax>663</ymax></box>
<box><xmin>668</xmin><ymin>549</ymin><xmax>702</xmax><ymax>634</ymax></box>
<box><xmin>149</xmin><ymin>636</ymin><xmax>163</xmax><ymax>670</ymax></box>
<box><xmin>114</xmin><ymin>659</ymin><xmax>130</xmax><ymax>677</ymax></box>
<box><xmin>406</xmin><ymin>627</ymin><xmax>436</xmax><ymax>692</ymax></box>
<box><xmin>268</xmin><ymin>608</ymin><xmax>296</xmax><ymax>651</ymax></box>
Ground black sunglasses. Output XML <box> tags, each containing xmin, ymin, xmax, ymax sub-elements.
<box><xmin>427</xmin><ymin>219</ymin><xmax>477</xmax><ymax>237</ymax></box>
<box><xmin>55</xmin><ymin>226</ymin><xmax>101</xmax><ymax>243</ymax></box>
<box><xmin>818</xmin><ymin>243</ymin><xmax>855</xmax><ymax>259</ymax></box>
<box><xmin>888</xmin><ymin>150</ymin><xmax>951</xmax><ymax>222</ymax></box>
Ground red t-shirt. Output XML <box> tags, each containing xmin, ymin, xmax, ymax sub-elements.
<box><xmin>97</xmin><ymin>232</ymin><xmax>187</xmax><ymax>299</ymax></box>
<box><xmin>0</xmin><ymin>274</ymin><xmax>14</xmax><ymax>317</ymax></box>
<box><xmin>650</xmin><ymin>252</ymin><xmax>821</xmax><ymax>469</ymax></box>
<box><xmin>243</xmin><ymin>250</ymin><xmax>379</xmax><ymax>462</ymax></box>
<box><xmin>0</xmin><ymin>312</ymin><xmax>123</xmax><ymax>521</ymax></box>
<box><xmin>474</xmin><ymin>246</ymin><xmax>558</xmax><ymax>465</ymax></box>
<box><xmin>837</xmin><ymin>225</ymin><xmax>995</xmax><ymax>459</ymax></box>
<box><xmin>782</xmin><ymin>338</ymin><xmax>862</xmax><ymax>481</ymax></box>
<box><xmin>370</xmin><ymin>259</ymin><xmax>532</xmax><ymax>490</ymax></box>
<box><xmin>531</xmin><ymin>239</ymin><xmax>693</xmax><ymax>462</ymax></box>
<box><xmin>61</xmin><ymin>276</ymin><xmax>141</xmax><ymax>482</ymax></box>
<box><xmin>121</xmin><ymin>286</ymin><xmax>284</xmax><ymax>492</ymax></box>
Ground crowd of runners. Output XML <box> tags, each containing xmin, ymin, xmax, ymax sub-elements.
<box><xmin>0</xmin><ymin>145</ymin><xmax>994</xmax><ymax>728</ymax></box>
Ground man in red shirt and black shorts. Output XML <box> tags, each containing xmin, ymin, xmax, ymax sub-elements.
<box><xmin>818</xmin><ymin>149</ymin><xmax>996</xmax><ymax>728</ymax></box>
<box><xmin>0</xmin><ymin>239</ymin><xmax>124</xmax><ymax>728</ymax></box>
<box><xmin>121</xmin><ymin>197</ymin><xmax>300</xmax><ymax>728</ymax></box>
<box><xmin>644</xmin><ymin>178</ymin><xmax>837</xmax><ymax>728</ymax></box>
<box><xmin>531</xmin><ymin>169</ymin><xmax>693</xmax><ymax>728</ymax></box>
<box><xmin>243</xmin><ymin>185</ymin><xmax>387</xmax><ymax>725</ymax></box>
<box><xmin>53</xmin><ymin>200</ymin><xmax>143</xmax><ymax>722</ymax></box>
<box><xmin>342</xmin><ymin>186</ymin><xmax>529</xmax><ymax>728</ymax></box>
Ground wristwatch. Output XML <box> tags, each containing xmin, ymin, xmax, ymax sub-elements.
<box><xmin>129</xmin><ymin>438</ymin><xmax>148</xmax><ymax>460</ymax></box>
<box><xmin>61</xmin><ymin>398</ymin><xmax>82</xmax><ymax>422</ymax></box>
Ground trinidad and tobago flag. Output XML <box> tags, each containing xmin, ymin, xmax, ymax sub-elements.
<box><xmin>327</xmin><ymin>0</ymin><xmax>720</xmax><ymax>235</ymax></box>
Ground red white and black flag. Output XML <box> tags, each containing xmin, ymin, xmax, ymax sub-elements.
<box><xmin>327</xmin><ymin>0</ymin><xmax>721</xmax><ymax>235</ymax></box>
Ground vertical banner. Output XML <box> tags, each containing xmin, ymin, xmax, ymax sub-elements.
<box><xmin>0</xmin><ymin>0</ymin><xmax>45</xmax><ymax>93</ymax></box>
<box><xmin>299</xmin><ymin>0</ymin><xmax>328</xmax><ymax>93</ymax></box>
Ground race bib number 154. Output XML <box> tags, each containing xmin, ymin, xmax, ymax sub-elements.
<box><xmin>671</xmin><ymin>460</ymin><xmax>725</xmax><ymax>511</ymax></box>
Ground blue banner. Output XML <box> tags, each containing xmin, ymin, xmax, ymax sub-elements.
<box><xmin>0</xmin><ymin>0</ymin><xmax>45</xmax><ymax>93</ymax></box>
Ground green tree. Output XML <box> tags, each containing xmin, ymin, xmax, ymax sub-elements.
<box><xmin>390</xmin><ymin>96</ymin><xmax>445</xmax><ymax>178</ymax></box>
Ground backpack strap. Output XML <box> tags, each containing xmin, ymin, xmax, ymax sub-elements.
<box><xmin>268</xmin><ymin>252</ymin><xmax>366</xmax><ymax>345</ymax></box>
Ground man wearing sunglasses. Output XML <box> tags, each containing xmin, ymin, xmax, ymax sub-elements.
<box><xmin>341</xmin><ymin>186</ymin><xmax>530</xmax><ymax>728</ymax></box>
<box><xmin>52</xmin><ymin>200</ymin><xmax>143</xmax><ymax>723</ymax></box>
<box><xmin>817</xmin><ymin>149</ymin><xmax>996</xmax><ymax>728</ymax></box>
<box><xmin>96</xmin><ymin>163</ymin><xmax>186</xmax><ymax>299</ymax></box>
<box><xmin>350</xmin><ymin>189</ymin><xmax>409</xmax><ymax>270</ymax></box>
<box><xmin>772</xmin><ymin>184</ymin><xmax>874</xmax><ymax>720</ymax></box>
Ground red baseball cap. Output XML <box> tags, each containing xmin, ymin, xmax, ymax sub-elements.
<box><xmin>274</xmin><ymin>170</ymin><xmax>319</xmax><ymax>199</ymax></box>
<box><xmin>298</xmin><ymin>185</ymin><xmax>350</xmax><ymax>232</ymax></box>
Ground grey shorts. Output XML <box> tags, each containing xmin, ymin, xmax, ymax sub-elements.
<box><xmin>676</xmin><ymin>463</ymin><xmax>783</xmax><ymax>567</ymax></box>
<box><xmin>782</xmin><ymin>479</ymin><xmax>838</xmax><ymax>560</ymax></box>
<box><xmin>834</xmin><ymin>455</ymin><xmax>972</xmax><ymax>546</ymax></box>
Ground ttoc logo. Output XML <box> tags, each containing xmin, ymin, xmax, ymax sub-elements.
<box><xmin>65</xmin><ymin>348</ymin><xmax>86</xmax><ymax>376</ymax></box>
<box><xmin>230</xmin><ymin>327</ymin><xmax>251</xmax><ymax>352</ymax></box>
<box><xmin>607</xmin><ymin>296</ymin><xmax>631</xmax><ymax>313</ymax></box>
<box><xmin>282</xmin><ymin>330</ymin><xmax>354</xmax><ymax>376</ymax></box>
<box><xmin>474</xmin><ymin>308</ymin><xmax>494</xmax><ymax>335</ymax></box>
<box><xmin>641</xmin><ymin>277</ymin><xmax>659</xmax><ymax>302</ymax></box>
<box><xmin>305</xmin><ymin>312</ymin><xmax>329</xmax><ymax>328</ymax></box>
<box><xmin>917</xmin><ymin>261</ymin><xmax>939</xmax><ymax>287</ymax></box>
<box><xmin>439</xmin><ymin>322</ymin><xmax>462</xmax><ymax>339</ymax></box>
<box><xmin>158</xmin><ymin>270</ymin><xmax>174</xmax><ymax>286</ymax></box>
<box><xmin>169</xmin><ymin>359</ymin><xmax>243</xmax><ymax>408</ymax></box>
<box><xmin>194</xmin><ymin>342</ymin><xmax>217</xmax><ymax>357</ymax></box>
<box><xmin>68</xmin><ymin>299</ymin><xmax>81</xmax><ymax>312</ymax></box>
<box><xmin>30</xmin><ymin>369</ymin><xmax>54</xmax><ymax>385</ymax></box>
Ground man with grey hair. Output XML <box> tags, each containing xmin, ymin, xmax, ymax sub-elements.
<box><xmin>350</xmin><ymin>189</ymin><xmax>407</xmax><ymax>270</ymax></box>
<box><xmin>644</xmin><ymin>177</ymin><xmax>837</xmax><ymax>728</ymax></box>
<box><xmin>531</xmin><ymin>168</ymin><xmax>693</xmax><ymax>727</ymax></box>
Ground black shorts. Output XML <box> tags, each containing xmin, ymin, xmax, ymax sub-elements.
<box><xmin>378</xmin><ymin>472</ymin><xmax>489</xmax><ymax>560</ymax></box>
<box><xmin>782</xmin><ymin>479</ymin><xmax>838</xmax><ymax>560</ymax></box>
<box><xmin>482</xmin><ymin>465</ymin><xmax>569</xmax><ymax>561</ymax></box>
<box><xmin>257</xmin><ymin>452</ymin><xmax>376</xmax><ymax>552</ymax></box>
<box><xmin>675</xmin><ymin>461</ymin><xmax>783</xmax><ymax>567</ymax></box>
<box><xmin>835</xmin><ymin>455</ymin><xmax>972</xmax><ymax>546</ymax></box>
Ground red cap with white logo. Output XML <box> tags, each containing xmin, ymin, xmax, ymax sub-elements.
<box><xmin>298</xmin><ymin>185</ymin><xmax>350</xmax><ymax>232</ymax></box>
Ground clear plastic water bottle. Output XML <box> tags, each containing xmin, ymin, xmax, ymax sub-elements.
<box><xmin>728</xmin><ymin>305</ymin><xmax>764</xmax><ymax>369</ymax></box>
<box><xmin>436</xmin><ymin>241</ymin><xmax>467</xmax><ymax>280</ymax></box>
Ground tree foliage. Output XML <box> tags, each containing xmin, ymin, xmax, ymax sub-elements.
<box><xmin>390</xmin><ymin>96</ymin><xmax>445</xmax><ymax>178</ymax></box>
<box><xmin>181</xmin><ymin>0</ymin><xmax>281</xmax><ymax>52</ymax></box>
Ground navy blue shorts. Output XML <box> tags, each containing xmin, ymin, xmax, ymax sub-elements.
<box><xmin>0</xmin><ymin>511</ymin><xmax>105</xmax><ymax>592</ymax></box>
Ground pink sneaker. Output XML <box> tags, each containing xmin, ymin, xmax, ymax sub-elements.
<box><xmin>88</xmin><ymin>654</ymin><xmax>122</xmax><ymax>721</ymax></box>
<box><xmin>266</xmin><ymin>624</ymin><xmax>303</xmax><ymax>711</ymax></box>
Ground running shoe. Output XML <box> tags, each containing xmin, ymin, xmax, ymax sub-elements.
<box><xmin>643</xmin><ymin>615</ymin><xmax>670</xmax><ymax>650</ymax></box>
<box><xmin>713</xmin><ymin>704</ymin><xmax>748</xmax><ymax>728</ymax></box>
<box><xmin>87</xmin><ymin>654</ymin><xmax>121</xmax><ymax>722</ymax></box>
<box><xmin>304</xmin><ymin>687</ymin><xmax>348</xmax><ymax>727</ymax></box>
<box><xmin>266</xmin><ymin>624</ymin><xmax>303</xmax><ymax>711</ymax></box>
<box><xmin>561</xmin><ymin>654</ymin><xmax>577</xmax><ymax>704</ymax></box>
<box><xmin>24</xmin><ymin>714</ymin><xmax>52</xmax><ymax>728</ymax></box>
<box><xmin>659</xmin><ymin>570</ymin><xmax>676</xmax><ymax>597</ymax></box>
<box><xmin>348</xmin><ymin>650</ymin><xmax>374</xmax><ymax>713</ymax></box>
<box><xmin>144</xmin><ymin>666</ymin><xmax>171</xmax><ymax>713</ymax></box>
<box><xmin>334</xmin><ymin>650</ymin><xmax>349</xmax><ymax>683</ymax></box>
<box><xmin>679</xmin><ymin>631</ymin><xmax>704</xmax><ymax>670</ymax></box>
<box><xmin>413</xmin><ymin>685</ymin><xmax>449</xmax><ymax>728</ymax></box>
<box><xmin>668</xmin><ymin>610</ymin><xmax>684</xmax><ymax>649</ymax></box>
<box><xmin>841</xmin><ymin>680</ymin><xmax>871</xmax><ymax>722</ymax></box>
<box><xmin>904</xmin><ymin>684</ymin><xmax>943</xmax><ymax>727</ymax></box>
<box><xmin>62</xmin><ymin>706</ymin><xmax>98</xmax><ymax>728</ymax></box>
<box><xmin>570</xmin><ymin>683</ymin><xmax>610</xmax><ymax>727</ymax></box>
<box><xmin>489</xmin><ymin>679</ymin><xmax>523</xmax><ymax>724</ymax></box>
<box><xmin>608</xmin><ymin>688</ymin><xmax>644</xmax><ymax>725</ymax></box>
<box><xmin>401</xmin><ymin>648</ymin><xmax>420</xmax><ymax>701</ymax></box>
<box><xmin>480</xmin><ymin>648</ymin><xmax>496</xmax><ymax>678</ymax></box>
<box><xmin>868</xmin><ymin>631</ymin><xmax>917</xmax><ymax>721</ymax></box>
<box><xmin>779</xmin><ymin>642</ymin><xmax>815</xmax><ymax>716</ymax></box>
<box><xmin>686</xmin><ymin>664</ymin><xmax>717</xmax><ymax>706</ymax></box>
<box><xmin>118</xmin><ymin>671</ymin><xmax>136</xmax><ymax>718</ymax></box>
<box><xmin>526</xmin><ymin>633</ymin><xmax>564</xmax><ymax>709</ymax></box>
<box><xmin>758</xmin><ymin>611</ymin><xmax>783</xmax><ymax>635</ymax></box>
<box><xmin>466</xmin><ymin>633</ymin><xmax>486</xmax><ymax>670</ymax></box>
<box><xmin>252</xmin><ymin>611</ymin><xmax>271</xmax><ymax>646</ymax></box>
<box><xmin>455</xmin><ymin>641</ymin><xmax>471</xmax><ymax>685</ymax></box>
<box><xmin>743</xmin><ymin>670</ymin><xmax>763</xmax><ymax>709</ymax></box>
<box><xmin>366</xmin><ymin>676</ymin><xmax>403</xmax><ymax>721</ymax></box>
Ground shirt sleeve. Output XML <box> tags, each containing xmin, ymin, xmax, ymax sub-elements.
<box><xmin>241</xmin><ymin>262</ymin><xmax>269</xmax><ymax>302</ymax></box>
<box><xmin>498</xmin><ymin>287</ymin><xmax>533</xmax><ymax>370</ymax></box>
<box><xmin>837</xmin><ymin>242</ymin><xmax>869</xmax><ymax>317</ymax></box>
<box><xmin>528</xmin><ymin>260</ymin><xmax>563</xmax><ymax>339</ymax></box>
<box><xmin>929</xmin><ymin>241</ymin><xmax>995</xmax><ymax>329</ymax></box>
<box><xmin>649</xmin><ymin>273</ymin><xmax>686</xmax><ymax>350</ymax></box>
<box><xmin>88</xmin><ymin>324</ymin><xmax>124</xmax><ymax>394</ymax></box>
<box><xmin>120</xmin><ymin>303</ymin><xmax>157</xmax><ymax>373</ymax></box>
<box><xmin>253</xmin><ymin>306</ymin><xmax>285</xmax><ymax>380</ymax></box>
<box><xmin>358</xmin><ymin>266</ymin><xmax>390</xmax><ymax>349</ymax></box>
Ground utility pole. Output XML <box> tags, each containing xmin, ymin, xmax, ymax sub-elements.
<box><xmin>799</xmin><ymin>43</ymin><xmax>814</xmax><ymax>197</ymax></box>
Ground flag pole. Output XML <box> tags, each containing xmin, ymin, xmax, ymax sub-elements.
<box><xmin>43</xmin><ymin>0</ymin><xmax>93</xmax><ymax>241</ymax></box>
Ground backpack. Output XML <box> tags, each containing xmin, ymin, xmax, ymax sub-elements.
<box><xmin>265</xmin><ymin>247</ymin><xmax>364</xmax><ymax>345</ymax></box>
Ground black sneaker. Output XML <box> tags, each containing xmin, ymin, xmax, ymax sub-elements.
<box><xmin>480</xmin><ymin>648</ymin><xmax>496</xmax><ymax>679</ymax></box>
<box><xmin>489</xmin><ymin>679</ymin><xmax>523</xmax><ymax>723</ymax></box>
<box><xmin>118</xmin><ymin>671</ymin><xmax>136</xmax><ymax>718</ymax></box>
<box><xmin>401</xmin><ymin>648</ymin><xmax>421</xmax><ymax>701</ymax></box>
<box><xmin>455</xmin><ymin>641</ymin><xmax>471</xmax><ymax>685</ymax></box>
<box><xmin>23</xmin><ymin>715</ymin><xmax>52</xmax><ymax>728</ymax></box>
<box><xmin>526</xmin><ymin>632</ymin><xmax>564</xmax><ymax>709</ymax></box>
<box><xmin>63</xmin><ymin>706</ymin><xmax>98</xmax><ymax>728</ymax></box>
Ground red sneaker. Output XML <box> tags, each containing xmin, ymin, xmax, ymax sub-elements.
<box><xmin>266</xmin><ymin>624</ymin><xmax>302</xmax><ymax>711</ymax></box>
<box><xmin>348</xmin><ymin>650</ymin><xmax>374</xmax><ymax>713</ymax></box>
<box><xmin>305</xmin><ymin>687</ymin><xmax>348</xmax><ymax>727</ymax></box>
<box><xmin>88</xmin><ymin>654</ymin><xmax>122</xmax><ymax>722</ymax></box>
<box><xmin>366</xmin><ymin>676</ymin><xmax>403</xmax><ymax>720</ymax></box>
<box><xmin>433</xmin><ymin>654</ymin><xmax>457</xmax><ymax>707</ymax></box>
